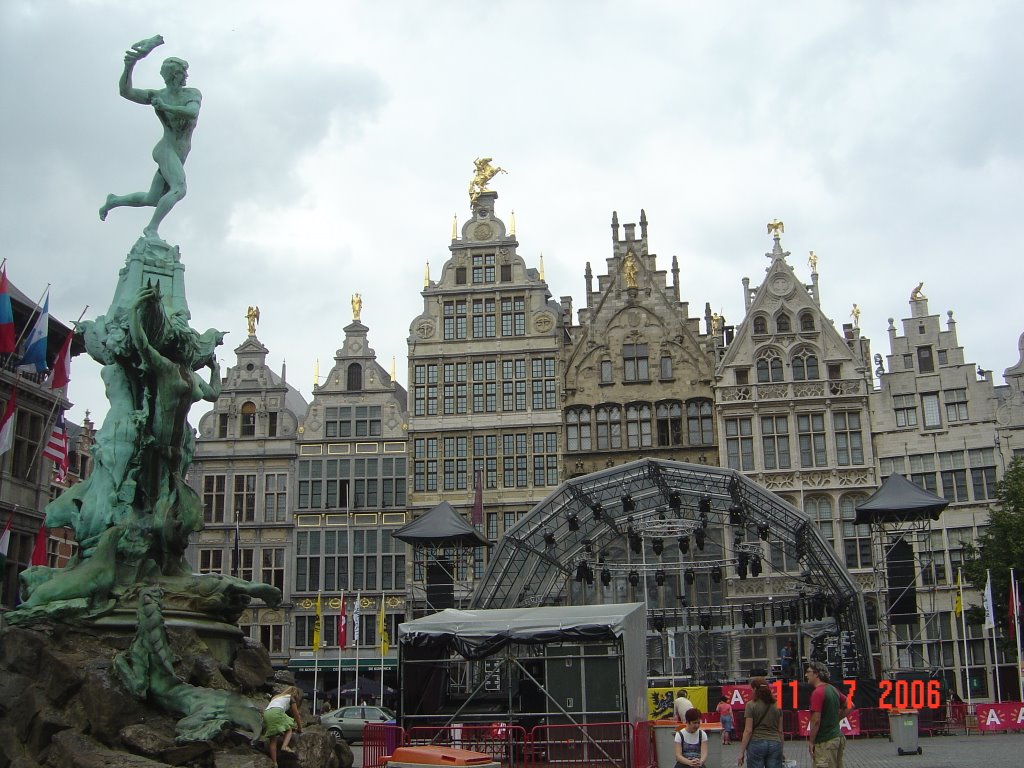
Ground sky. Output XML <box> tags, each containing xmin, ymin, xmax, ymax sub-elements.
<box><xmin>2</xmin><ymin>0</ymin><xmax>1021</xmax><ymax>428</ymax></box>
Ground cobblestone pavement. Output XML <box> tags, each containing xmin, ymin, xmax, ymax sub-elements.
<box><xmin>708</xmin><ymin>733</ymin><xmax>1024</xmax><ymax>768</ymax></box>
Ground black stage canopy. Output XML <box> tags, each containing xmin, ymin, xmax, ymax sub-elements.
<box><xmin>392</xmin><ymin>500</ymin><xmax>490</xmax><ymax>547</ymax></box>
<box><xmin>854</xmin><ymin>472</ymin><xmax>949</xmax><ymax>525</ymax></box>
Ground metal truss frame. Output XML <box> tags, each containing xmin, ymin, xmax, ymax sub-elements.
<box><xmin>470</xmin><ymin>458</ymin><xmax>871</xmax><ymax>677</ymax></box>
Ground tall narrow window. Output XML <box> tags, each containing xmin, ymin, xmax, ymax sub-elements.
<box><xmin>623</xmin><ymin>344</ymin><xmax>649</xmax><ymax>382</ymax></box>
<box><xmin>725</xmin><ymin>417</ymin><xmax>754</xmax><ymax>471</ymax></box>
<box><xmin>656</xmin><ymin>401</ymin><xmax>683</xmax><ymax>447</ymax></box>
<box><xmin>776</xmin><ymin>314</ymin><xmax>791</xmax><ymax>333</ymax></box>
<box><xmin>347</xmin><ymin>363</ymin><xmax>362</xmax><ymax>391</ymax></box>
<box><xmin>625</xmin><ymin>404</ymin><xmax>652</xmax><ymax>448</ymax></box>
<box><xmin>833</xmin><ymin>412</ymin><xmax>864</xmax><ymax>466</ymax></box>
<box><xmin>595</xmin><ymin>406</ymin><xmax>622</xmax><ymax>450</ymax></box>
<box><xmin>944</xmin><ymin>389</ymin><xmax>968</xmax><ymax>422</ymax></box>
<box><xmin>659</xmin><ymin>355</ymin><xmax>673</xmax><ymax>380</ymax></box>
<box><xmin>756</xmin><ymin>352</ymin><xmax>784</xmax><ymax>383</ymax></box>
<box><xmin>686</xmin><ymin>400</ymin><xmax>713</xmax><ymax>445</ymax></box>
<box><xmin>917</xmin><ymin>346</ymin><xmax>935</xmax><ymax>373</ymax></box>
<box><xmin>761</xmin><ymin>415</ymin><xmax>791</xmax><ymax>470</ymax></box>
<box><xmin>792</xmin><ymin>352</ymin><xmax>819</xmax><ymax>381</ymax></box>
<box><xmin>893</xmin><ymin>394</ymin><xmax>918</xmax><ymax>427</ymax></box>
<box><xmin>567</xmin><ymin>407</ymin><xmax>592</xmax><ymax>451</ymax></box>
<box><xmin>240</xmin><ymin>402</ymin><xmax>257</xmax><ymax>437</ymax></box>
<box><xmin>921</xmin><ymin>393</ymin><xmax>941</xmax><ymax>429</ymax></box>
<box><xmin>797</xmin><ymin>413</ymin><xmax>827</xmax><ymax>467</ymax></box>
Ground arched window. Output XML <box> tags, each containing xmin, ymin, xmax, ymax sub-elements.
<box><xmin>625</xmin><ymin>403</ymin><xmax>653</xmax><ymax>448</ymax></box>
<box><xmin>756</xmin><ymin>351</ymin><xmax>784</xmax><ymax>383</ymax></box>
<box><xmin>567</xmin><ymin>407</ymin><xmax>592</xmax><ymax>451</ymax></box>
<box><xmin>656</xmin><ymin>401</ymin><xmax>683</xmax><ymax>446</ymax></box>
<box><xmin>346</xmin><ymin>363</ymin><xmax>362</xmax><ymax>391</ymax></box>
<box><xmin>240</xmin><ymin>402</ymin><xmax>257</xmax><ymax>437</ymax></box>
<box><xmin>800</xmin><ymin>312</ymin><xmax>815</xmax><ymax>332</ymax></box>
<box><xmin>776</xmin><ymin>313</ymin><xmax>791</xmax><ymax>333</ymax></box>
<box><xmin>792</xmin><ymin>351</ymin><xmax>819</xmax><ymax>381</ymax></box>
<box><xmin>686</xmin><ymin>399</ymin><xmax>713</xmax><ymax>445</ymax></box>
<box><xmin>805</xmin><ymin>496</ymin><xmax>834</xmax><ymax>550</ymax></box>
<box><xmin>753</xmin><ymin>315</ymin><xmax>768</xmax><ymax>335</ymax></box>
<box><xmin>595</xmin><ymin>405</ymin><xmax>621</xmax><ymax>450</ymax></box>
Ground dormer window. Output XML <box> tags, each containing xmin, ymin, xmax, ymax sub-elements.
<box><xmin>347</xmin><ymin>363</ymin><xmax>363</xmax><ymax>391</ymax></box>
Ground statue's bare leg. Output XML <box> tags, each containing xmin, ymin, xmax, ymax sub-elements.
<box><xmin>100</xmin><ymin>172</ymin><xmax>167</xmax><ymax>221</ymax></box>
<box><xmin>144</xmin><ymin>148</ymin><xmax>187</xmax><ymax>239</ymax></box>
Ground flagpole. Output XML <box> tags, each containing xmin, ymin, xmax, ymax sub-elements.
<box><xmin>25</xmin><ymin>397</ymin><xmax>64</xmax><ymax>480</ymax></box>
<box><xmin>313</xmin><ymin>591</ymin><xmax>321</xmax><ymax>713</ymax></box>
<box><xmin>354</xmin><ymin>592</ymin><xmax>361</xmax><ymax>704</ymax></box>
<box><xmin>1012</xmin><ymin>570</ymin><xmax>1023</xmax><ymax>702</ymax></box>
<box><xmin>337</xmin><ymin>593</ymin><xmax>344</xmax><ymax>710</ymax></box>
<box><xmin>986</xmin><ymin>569</ymin><xmax>1002</xmax><ymax>703</ymax></box>
<box><xmin>959</xmin><ymin>568</ymin><xmax>972</xmax><ymax>709</ymax></box>
<box><xmin>379</xmin><ymin>596</ymin><xmax>386</xmax><ymax>706</ymax></box>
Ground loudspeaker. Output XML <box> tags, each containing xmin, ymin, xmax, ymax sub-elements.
<box><xmin>426</xmin><ymin>559</ymin><xmax>454</xmax><ymax>609</ymax></box>
<box><xmin>886</xmin><ymin>538</ymin><xmax>918</xmax><ymax>625</ymax></box>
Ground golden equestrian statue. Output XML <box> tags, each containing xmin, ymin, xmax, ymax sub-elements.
<box><xmin>468</xmin><ymin>157</ymin><xmax>507</xmax><ymax>203</ymax></box>
<box><xmin>768</xmin><ymin>219</ymin><xmax>785</xmax><ymax>237</ymax></box>
<box><xmin>245</xmin><ymin>305</ymin><xmax>260</xmax><ymax>336</ymax></box>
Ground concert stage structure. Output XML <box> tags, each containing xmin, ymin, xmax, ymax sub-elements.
<box><xmin>469</xmin><ymin>459</ymin><xmax>872</xmax><ymax>682</ymax></box>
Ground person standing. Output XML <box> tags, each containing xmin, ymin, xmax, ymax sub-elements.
<box><xmin>805</xmin><ymin>661</ymin><xmax>848</xmax><ymax>768</ymax></box>
<box><xmin>780</xmin><ymin>641</ymin><xmax>796</xmax><ymax>680</ymax></box>
<box><xmin>673</xmin><ymin>708</ymin><xmax>708</xmax><ymax>767</ymax></box>
<box><xmin>263</xmin><ymin>686</ymin><xmax>304</xmax><ymax>765</ymax></box>
<box><xmin>736</xmin><ymin>676</ymin><xmax>783</xmax><ymax>768</ymax></box>
<box><xmin>716</xmin><ymin>695</ymin><xmax>735</xmax><ymax>745</ymax></box>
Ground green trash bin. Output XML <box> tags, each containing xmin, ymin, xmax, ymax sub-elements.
<box><xmin>889</xmin><ymin>709</ymin><xmax>922</xmax><ymax>756</ymax></box>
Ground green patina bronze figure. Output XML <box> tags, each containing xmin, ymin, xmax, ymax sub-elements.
<box><xmin>8</xmin><ymin>37</ymin><xmax>283</xmax><ymax>744</ymax></box>
<box><xmin>99</xmin><ymin>35</ymin><xmax>201</xmax><ymax>240</ymax></box>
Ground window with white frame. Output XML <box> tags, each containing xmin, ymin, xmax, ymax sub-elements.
<box><xmin>797</xmin><ymin>413</ymin><xmax>827</xmax><ymax>467</ymax></box>
<box><xmin>840</xmin><ymin>495</ymin><xmax>872</xmax><ymax>568</ymax></box>
<box><xmin>921</xmin><ymin>393</ymin><xmax>941</xmax><ymax>429</ymax></box>
<box><xmin>833</xmin><ymin>412</ymin><xmax>864</xmax><ymax>466</ymax></box>
<box><xmin>943</xmin><ymin>389</ymin><xmax>969</xmax><ymax>422</ymax></box>
<box><xmin>725</xmin><ymin>417</ymin><xmax>754</xmax><ymax>471</ymax></box>
<box><xmin>566</xmin><ymin>407</ymin><xmax>592</xmax><ymax>451</ymax></box>
<box><xmin>893</xmin><ymin>394</ymin><xmax>918</xmax><ymax>427</ymax></box>
<box><xmin>760</xmin><ymin>415</ymin><xmax>791</xmax><ymax>470</ymax></box>
<box><xmin>969</xmin><ymin>448</ymin><xmax>997</xmax><ymax>500</ymax></box>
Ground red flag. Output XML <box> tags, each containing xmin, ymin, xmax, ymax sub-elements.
<box><xmin>50</xmin><ymin>332</ymin><xmax>73</xmax><ymax>389</ymax></box>
<box><xmin>41</xmin><ymin>411</ymin><xmax>69</xmax><ymax>481</ymax></box>
<box><xmin>0</xmin><ymin>387</ymin><xmax>16</xmax><ymax>456</ymax></box>
<box><xmin>30</xmin><ymin>524</ymin><xmax>48</xmax><ymax>567</ymax></box>
<box><xmin>0</xmin><ymin>266</ymin><xmax>14</xmax><ymax>354</ymax></box>
<box><xmin>471</xmin><ymin>470</ymin><xmax>483</xmax><ymax>526</ymax></box>
<box><xmin>338</xmin><ymin>593</ymin><xmax>347</xmax><ymax>648</ymax></box>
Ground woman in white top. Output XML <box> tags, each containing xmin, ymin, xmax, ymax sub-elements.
<box><xmin>263</xmin><ymin>686</ymin><xmax>303</xmax><ymax>765</ymax></box>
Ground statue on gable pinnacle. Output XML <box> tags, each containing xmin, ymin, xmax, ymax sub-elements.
<box><xmin>99</xmin><ymin>35</ymin><xmax>201</xmax><ymax>240</ymax></box>
<box><xmin>468</xmin><ymin>157</ymin><xmax>506</xmax><ymax>204</ymax></box>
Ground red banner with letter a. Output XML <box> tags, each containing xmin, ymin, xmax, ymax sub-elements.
<box><xmin>976</xmin><ymin>703</ymin><xmax>1024</xmax><ymax>731</ymax></box>
<box><xmin>796</xmin><ymin>709</ymin><xmax>861</xmax><ymax>736</ymax></box>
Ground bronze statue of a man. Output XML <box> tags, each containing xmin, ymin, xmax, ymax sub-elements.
<box><xmin>100</xmin><ymin>37</ymin><xmax>201</xmax><ymax>239</ymax></box>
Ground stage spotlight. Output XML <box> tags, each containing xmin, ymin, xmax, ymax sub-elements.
<box><xmin>592</xmin><ymin>503</ymin><xmax>605</xmax><ymax>522</ymax></box>
<box><xmin>583</xmin><ymin>563</ymin><xmax>594</xmax><ymax>585</ymax></box>
<box><xmin>699</xmin><ymin>495</ymin><xmax>711</xmax><ymax>515</ymax></box>
<box><xmin>788</xmin><ymin>603</ymin><xmax>799</xmax><ymax>624</ymax></box>
<box><xmin>750</xmin><ymin>556</ymin><xmax>762</xmax><ymax>577</ymax></box>
<box><xmin>712</xmin><ymin>566</ymin><xmax>723</xmax><ymax>584</ymax></box>
<box><xmin>733</xmin><ymin>529</ymin><xmax>743</xmax><ymax>548</ymax></box>
<box><xmin>655</xmin><ymin>569</ymin><xmax>666</xmax><ymax>586</ymax></box>
<box><xmin>653</xmin><ymin>615</ymin><xmax>665</xmax><ymax>632</ymax></box>
<box><xmin>544</xmin><ymin>531</ymin><xmax>557</xmax><ymax>549</ymax></box>
<box><xmin>629</xmin><ymin>530</ymin><xmax>643</xmax><ymax>555</ymax></box>
<box><xmin>684</xmin><ymin>569</ymin><xmax>696</xmax><ymax>585</ymax></box>
<box><xmin>621</xmin><ymin>494</ymin><xmax>635</xmax><ymax>513</ymax></box>
<box><xmin>628</xmin><ymin>570</ymin><xmax>640</xmax><ymax>587</ymax></box>
<box><xmin>813</xmin><ymin>593</ymin><xmax>826</xmax><ymax>621</ymax></box>
<box><xmin>694</xmin><ymin>528</ymin><xmax>706</xmax><ymax>550</ymax></box>
<box><xmin>700</xmin><ymin>613</ymin><xmax>712</xmax><ymax>631</ymax></box>
<box><xmin>728</xmin><ymin>502</ymin><xmax>744</xmax><ymax>526</ymax></box>
<box><xmin>743</xmin><ymin>607</ymin><xmax>756</xmax><ymax>628</ymax></box>
<box><xmin>652</xmin><ymin>537</ymin><xmax>664</xmax><ymax>556</ymax></box>
<box><xmin>567</xmin><ymin>514</ymin><xmax>579</xmax><ymax>531</ymax></box>
<box><xmin>699</xmin><ymin>510</ymin><xmax>709</xmax><ymax>529</ymax></box>
<box><xmin>678</xmin><ymin>535</ymin><xmax>690</xmax><ymax>554</ymax></box>
<box><xmin>574</xmin><ymin>562</ymin><xmax>588</xmax><ymax>582</ymax></box>
<box><xmin>657</xmin><ymin>507</ymin><xmax>667</xmax><ymax>521</ymax></box>
<box><xmin>601</xmin><ymin>568</ymin><xmax>612</xmax><ymax>587</ymax></box>
<box><xmin>758</xmin><ymin>523</ymin><xmax>770</xmax><ymax>541</ymax></box>
<box><xmin>669</xmin><ymin>491</ymin><xmax>682</xmax><ymax>514</ymax></box>
<box><xmin>737</xmin><ymin>552</ymin><xmax>749</xmax><ymax>580</ymax></box>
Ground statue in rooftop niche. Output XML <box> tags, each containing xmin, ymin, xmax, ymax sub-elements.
<box><xmin>468</xmin><ymin>157</ymin><xmax>506</xmax><ymax>203</ymax></box>
<box><xmin>352</xmin><ymin>292</ymin><xmax>362</xmax><ymax>322</ymax></box>
<box><xmin>767</xmin><ymin>219</ymin><xmax>785</xmax><ymax>237</ymax></box>
<box><xmin>623</xmin><ymin>251</ymin><xmax>639</xmax><ymax>289</ymax></box>
<box><xmin>246</xmin><ymin>305</ymin><xmax>260</xmax><ymax>336</ymax></box>
<box><xmin>910</xmin><ymin>282</ymin><xmax>927</xmax><ymax>301</ymax></box>
<box><xmin>99</xmin><ymin>36</ymin><xmax>201</xmax><ymax>240</ymax></box>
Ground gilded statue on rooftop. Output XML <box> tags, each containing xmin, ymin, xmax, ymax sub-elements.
<box><xmin>245</xmin><ymin>305</ymin><xmax>260</xmax><ymax>336</ymax></box>
<box><xmin>468</xmin><ymin>157</ymin><xmax>507</xmax><ymax>203</ymax></box>
<box><xmin>623</xmin><ymin>251</ymin><xmax>639</xmax><ymax>289</ymax></box>
<box><xmin>768</xmin><ymin>219</ymin><xmax>785</xmax><ymax>237</ymax></box>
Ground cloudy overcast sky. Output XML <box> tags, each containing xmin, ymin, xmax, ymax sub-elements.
<box><xmin>2</xmin><ymin>0</ymin><xmax>1021</xmax><ymax>427</ymax></box>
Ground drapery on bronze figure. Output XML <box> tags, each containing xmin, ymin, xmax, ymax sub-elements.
<box><xmin>468</xmin><ymin>157</ymin><xmax>506</xmax><ymax>203</ymax></box>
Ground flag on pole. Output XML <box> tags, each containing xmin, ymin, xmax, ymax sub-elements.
<box><xmin>30</xmin><ymin>524</ymin><xmax>48</xmax><ymax>567</ymax></box>
<box><xmin>231</xmin><ymin>512</ymin><xmax>240</xmax><ymax>577</ymax></box>
<box><xmin>338</xmin><ymin>593</ymin><xmax>347</xmax><ymax>648</ymax></box>
<box><xmin>49</xmin><ymin>332</ymin><xmax>73</xmax><ymax>389</ymax></box>
<box><xmin>353</xmin><ymin>593</ymin><xmax>362</xmax><ymax>645</ymax></box>
<box><xmin>471</xmin><ymin>469</ymin><xmax>483</xmax><ymax>526</ymax></box>
<box><xmin>0</xmin><ymin>514</ymin><xmax>14</xmax><ymax>573</ymax></box>
<box><xmin>984</xmin><ymin>571</ymin><xmax>996</xmax><ymax>629</ymax></box>
<box><xmin>1010</xmin><ymin>577</ymin><xmax>1020</xmax><ymax>641</ymax></box>
<box><xmin>378</xmin><ymin>597</ymin><xmax>389</xmax><ymax>656</ymax></box>
<box><xmin>954</xmin><ymin>578</ymin><xmax>963</xmax><ymax>617</ymax></box>
<box><xmin>41</xmin><ymin>411</ymin><xmax>69</xmax><ymax>482</ymax></box>
<box><xmin>0</xmin><ymin>387</ymin><xmax>17</xmax><ymax>456</ymax></box>
<box><xmin>18</xmin><ymin>291</ymin><xmax>49</xmax><ymax>373</ymax></box>
<box><xmin>313</xmin><ymin>592</ymin><xmax>323</xmax><ymax>649</ymax></box>
<box><xmin>0</xmin><ymin>266</ymin><xmax>15</xmax><ymax>354</ymax></box>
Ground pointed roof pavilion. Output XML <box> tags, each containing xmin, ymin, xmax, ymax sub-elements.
<box><xmin>854</xmin><ymin>472</ymin><xmax>949</xmax><ymax>525</ymax></box>
<box><xmin>392</xmin><ymin>500</ymin><xmax>490</xmax><ymax>548</ymax></box>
